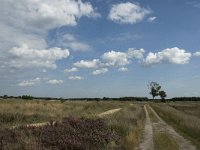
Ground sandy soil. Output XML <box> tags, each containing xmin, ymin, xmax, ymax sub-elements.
<box><xmin>97</xmin><ymin>108</ymin><xmax>121</xmax><ymax>117</ymax></box>
<box><xmin>139</xmin><ymin>105</ymin><xmax>154</xmax><ymax>150</ymax></box>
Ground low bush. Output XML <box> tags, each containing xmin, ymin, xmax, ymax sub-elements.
<box><xmin>0</xmin><ymin>117</ymin><xmax>118</xmax><ymax>150</ymax></box>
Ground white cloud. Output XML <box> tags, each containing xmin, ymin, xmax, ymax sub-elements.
<box><xmin>0</xmin><ymin>0</ymin><xmax>100</xmax><ymax>32</ymax></box>
<box><xmin>73</xmin><ymin>48</ymin><xmax>146</xmax><ymax>71</ymax></box>
<box><xmin>101</xmin><ymin>51</ymin><xmax>130</xmax><ymax>66</ymax></box>
<box><xmin>0</xmin><ymin>23</ymin><xmax>46</xmax><ymax>51</ymax></box>
<box><xmin>68</xmin><ymin>76</ymin><xmax>84</xmax><ymax>80</ymax></box>
<box><xmin>193</xmin><ymin>52</ymin><xmax>200</xmax><ymax>56</ymax></box>
<box><xmin>127</xmin><ymin>48</ymin><xmax>145</xmax><ymax>59</ymax></box>
<box><xmin>18</xmin><ymin>77</ymin><xmax>41</xmax><ymax>87</ymax></box>
<box><xmin>74</xmin><ymin>59</ymin><xmax>101</xmax><ymax>68</ymax></box>
<box><xmin>51</xmin><ymin>33</ymin><xmax>92</xmax><ymax>52</ymax></box>
<box><xmin>64</xmin><ymin>67</ymin><xmax>78</xmax><ymax>73</ymax></box>
<box><xmin>148</xmin><ymin>16</ymin><xmax>157</xmax><ymax>22</ymax></box>
<box><xmin>143</xmin><ymin>47</ymin><xmax>192</xmax><ymax>65</ymax></box>
<box><xmin>118</xmin><ymin>67</ymin><xmax>128</xmax><ymax>72</ymax></box>
<box><xmin>68</xmin><ymin>42</ymin><xmax>92</xmax><ymax>52</ymax></box>
<box><xmin>7</xmin><ymin>44</ymin><xmax>70</xmax><ymax>69</ymax></box>
<box><xmin>92</xmin><ymin>68</ymin><xmax>108</xmax><ymax>75</ymax></box>
<box><xmin>47</xmin><ymin>79</ymin><xmax>63</xmax><ymax>85</ymax></box>
<box><xmin>108</xmin><ymin>2</ymin><xmax>151</xmax><ymax>24</ymax></box>
<box><xmin>0</xmin><ymin>0</ymin><xmax>99</xmax><ymax>72</ymax></box>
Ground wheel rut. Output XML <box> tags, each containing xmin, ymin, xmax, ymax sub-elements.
<box><xmin>148</xmin><ymin>105</ymin><xmax>196</xmax><ymax>150</ymax></box>
<box><xmin>139</xmin><ymin>105</ymin><xmax>154</xmax><ymax>150</ymax></box>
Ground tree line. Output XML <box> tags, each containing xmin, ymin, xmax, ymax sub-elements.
<box><xmin>1</xmin><ymin>81</ymin><xmax>200</xmax><ymax>101</ymax></box>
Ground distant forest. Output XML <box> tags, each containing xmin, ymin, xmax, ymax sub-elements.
<box><xmin>0</xmin><ymin>95</ymin><xmax>200</xmax><ymax>101</ymax></box>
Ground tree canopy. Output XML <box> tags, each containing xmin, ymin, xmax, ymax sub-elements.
<box><xmin>148</xmin><ymin>81</ymin><xmax>167</xmax><ymax>101</ymax></box>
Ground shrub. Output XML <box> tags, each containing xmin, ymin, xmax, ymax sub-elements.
<box><xmin>0</xmin><ymin>117</ymin><xmax>118</xmax><ymax>150</ymax></box>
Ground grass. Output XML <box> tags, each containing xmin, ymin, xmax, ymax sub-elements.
<box><xmin>146</xmin><ymin>105</ymin><xmax>159</xmax><ymax>123</ymax></box>
<box><xmin>151</xmin><ymin>103</ymin><xmax>200</xmax><ymax>149</ymax></box>
<box><xmin>154</xmin><ymin>131</ymin><xmax>179</xmax><ymax>150</ymax></box>
<box><xmin>0</xmin><ymin>100</ymin><xmax>146</xmax><ymax>149</ymax></box>
<box><xmin>105</xmin><ymin>104</ymin><xmax>145</xmax><ymax>149</ymax></box>
<box><xmin>2</xmin><ymin>99</ymin><xmax>199</xmax><ymax>149</ymax></box>
<box><xmin>0</xmin><ymin>99</ymin><xmax>129</xmax><ymax>127</ymax></box>
<box><xmin>168</xmin><ymin>102</ymin><xmax>200</xmax><ymax>119</ymax></box>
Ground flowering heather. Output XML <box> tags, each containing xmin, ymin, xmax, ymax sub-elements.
<box><xmin>0</xmin><ymin>117</ymin><xmax>119</xmax><ymax>150</ymax></box>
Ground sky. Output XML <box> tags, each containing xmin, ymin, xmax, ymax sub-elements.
<box><xmin>0</xmin><ymin>0</ymin><xmax>200</xmax><ymax>98</ymax></box>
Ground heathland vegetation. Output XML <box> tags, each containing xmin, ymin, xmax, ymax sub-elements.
<box><xmin>0</xmin><ymin>100</ymin><xmax>146</xmax><ymax>149</ymax></box>
<box><xmin>0</xmin><ymin>99</ymin><xmax>199</xmax><ymax>149</ymax></box>
<box><xmin>0</xmin><ymin>82</ymin><xmax>200</xmax><ymax>149</ymax></box>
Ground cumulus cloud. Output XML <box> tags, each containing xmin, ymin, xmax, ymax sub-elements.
<box><xmin>143</xmin><ymin>47</ymin><xmax>192</xmax><ymax>65</ymax></box>
<box><xmin>0</xmin><ymin>0</ymin><xmax>99</xmax><ymax>72</ymax></box>
<box><xmin>118</xmin><ymin>67</ymin><xmax>128</xmax><ymax>72</ymax></box>
<box><xmin>18</xmin><ymin>77</ymin><xmax>41</xmax><ymax>87</ymax></box>
<box><xmin>47</xmin><ymin>79</ymin><xmax>63</xmax><ymax>85</ymax></box>
<box><xmin>64</xmin><ymin>67</ymin><xmax>78</xmax><ymax>73</ymax></box>
<box><xmin>108</xmin><ymin>2</ymin><xmax>151</xmax><ymax>24</ymax></box>
<box><xmin>7</xmin><ymin>44</ymin><xmax>70</xmax><ymax>69</ymax></box>
<box><xmin>68</xmin><ymin>76</ymin><xmax>84</xmax><ymax>80</ymax></box>
<box><xmin>101</xmin><ymin>48</ymin><xmax>145</xmax><ymax>67</ymax></box>
<box><xmin>0</xmin><ymin>23</ymin><xmax>46</xmax><ymax>51</ymax></box>
<box><xmin>127</xmin><ymin>48</ymin><xmax>145</xmax><ymax>59</ymax></box>
<box><xmin>92</xmin><ymin>68</ymin><xmax>108</xmax><ymax>75</ymax></box>
<box><xmin>73</xmin><ymin>48</ymin><xmax>146</xmax><ymax>71</ymax></box>
<box><xmin>193</xmin><ymin>52</ymin><xmax>200</xmax><ymax>56</ymax></box>
<box><xmin>101</xmin><ymin>51</ymin><xmax>130</xmax><ymax>66</ymax></box>
<box><xmin>0</xmin><ymin>0</ymin><xmax>100</xmax><ymax>32</ymax></box>
<box><xmin>74</xmin><ymin>59</ymin><xmax>101</xmax><ymax>68</ymax></box>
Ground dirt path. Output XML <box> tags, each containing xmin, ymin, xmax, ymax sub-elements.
<box><xmin>12</xmin><ymin>108</ymin><xmax>122</xmax><ymax>128</ymax></box>
<box><xmin>148</xmin><ymin>105</ymin><xmax>196</xmax><ymax>150</ymax></box>
<box><xmin>97</xmin><ymin>108</ymin><xmax>121</xmax><ymax>117</ymax></box>
<box><xmin>139</xmin><ymin>105</ymin><xmax>154</xmax><ymax>150</ymax></box>
<box><xmin>12</xmin><ymin>122</ymin><xmax>53</xmax><ymax>128</ymax></box>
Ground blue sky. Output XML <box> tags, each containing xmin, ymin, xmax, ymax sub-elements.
<box><xmin>0</xmin><ymin>0</ymin><xmax>200</xmax><ymax>98</ymax></box>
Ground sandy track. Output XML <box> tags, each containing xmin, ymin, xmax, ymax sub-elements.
<box><xmin>12</xmin><ymin>122</ymin><xmax>52</xmax><ymax>128</ymax></box>
<box><xmin>12</xmin><ymin>108</ymin><xmax>122</xmax><ymax>128</ymax></box>
<box><xmin>139</xmin><ymin>105</ymin><xmax>154</xmax><ymax>150</ymax></box>
<box><xmin>149</xmin><ymin>105</ymin><xmax>196</xmax><ymax>150</ymax></box>
<box><xmin>97</xmin><ymin>108</ymin><xmax>121</xmax><ymax>117</ymax></box>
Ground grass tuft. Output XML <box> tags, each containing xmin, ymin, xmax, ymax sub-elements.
<box><xmin>154</xmin><ymin>132</ymin><xmax>179</xmax><ymax>150</ymax></box>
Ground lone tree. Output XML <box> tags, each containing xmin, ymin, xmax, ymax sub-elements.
<box><xmin>148</xmin><ymin>81</ymin><xmax>167</xmax><ymax>101</ymax></box>
<box><xmin>148</xmin><ymin>81</ymin><xmax>161</xmax><ymax>99</ymax></box>
<box><xmin>159</xmin><ymin>91</ymin><xmax>167</xmax><ymax>102</ymax></box>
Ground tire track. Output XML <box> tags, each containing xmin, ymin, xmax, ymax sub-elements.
<box><xmin>139</xmin><ymin>105</ymin><xmax>154</xmax><ymax>150</ymax></box>
<box><xmin>149</xmin><ymin>105</ymin><xmax>196</xmax><ymax>150</ymax></box>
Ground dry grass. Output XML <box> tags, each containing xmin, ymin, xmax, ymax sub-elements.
<box><xmin>154</xmin><ymin>131</ymin><xmax>179</xmax><ymax>150</ymax></box>
<box><xmin>0</xmin><ymin>100</ymin><xmax>145</xmax><ymax>149</ymax></box>
<box><xmin>106</xmin><ymin>104</ymin><xmax>145</xmax><ymax>150</ymax></box>
<box><xmin>146</xmin><ymin>105</ymin><xmax>159</xmax><ymax>123</ymax></box>
<box><xmin>0</xmin><ymin>99</ymin><xmax>129</xmax><ymax>127</ymax></box>
<box><xmin>151</xmin><ymin>103</ymin><xmax>200</xmax><ymax>148</ymax></box>
<box><xmin>168</xmin><ymin>102</ymin><xmax>200</xmax><ymax>119</ymax></box>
